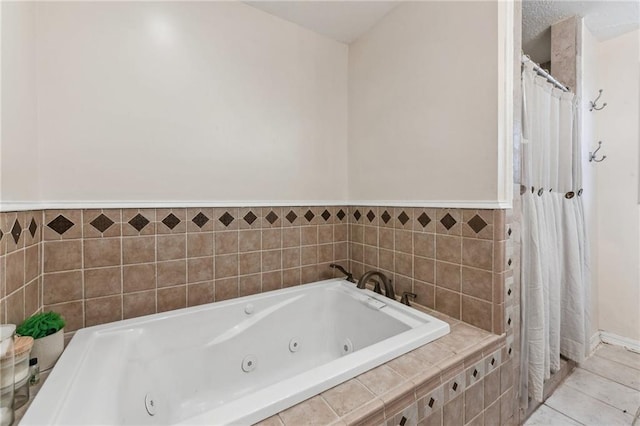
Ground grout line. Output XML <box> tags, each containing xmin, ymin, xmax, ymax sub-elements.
<box><xmin>540</xmin><ymin>403</ymin><xmax>586</xmax><ymax>425</ymax></box>
<box><xmin>563</xmin><ymin>367</ymin><xmax>640</xmax><ymax>413</ymax></box>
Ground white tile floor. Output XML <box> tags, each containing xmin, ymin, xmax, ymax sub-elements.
<box><xmin>525</xmin><ymin>344</ymin><xmax>640</xmax><ymax>426</ymax></box>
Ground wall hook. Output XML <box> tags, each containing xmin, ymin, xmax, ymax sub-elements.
<box><xmin>589</xmin><ymin>141</ymin><xmax>607</xmax><ymax>163</ymax></box>
<box><xmin>589</xmin><ymin>89</ymin><xmax>607</xmax><ymax>111</ymax></box>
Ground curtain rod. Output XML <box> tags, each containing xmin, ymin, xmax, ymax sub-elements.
<box><xmin>521</xmin><ymin>55</ymin><xmax>570</xmax><ymax>92</ymax></box>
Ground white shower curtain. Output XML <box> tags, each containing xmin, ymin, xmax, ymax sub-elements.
<box><xmin>520</xmin><ymin>62</ymin><xmax>591</xmax><ymax>403</ymax></box>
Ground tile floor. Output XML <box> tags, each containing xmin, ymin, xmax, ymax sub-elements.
<box><xmin>525</xmin><ymin>344</ymin><xmax>640</xmax><ymax>425</ymax></box>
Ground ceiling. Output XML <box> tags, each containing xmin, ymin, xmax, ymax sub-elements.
<box><xmin>245</xmin><ymin>1</ymin><xmax>639</xmax><ymax>59</ymax></box>
<box><xmin>245</xmin><ymin>1</ymin><xmax>400</xmax><ymax>44</ymax></box>
<box><xmin>523</xmin><ymin>0</ymin><xmax>640</xmax><ymax>63</ymax></box>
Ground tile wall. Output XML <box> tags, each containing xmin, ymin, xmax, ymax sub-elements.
<box><xmin>347</xmin><ymin>207</ymin><xmax>511</xmax><ymax>335</ymax></box>
<box><xmin>0</xmin><ymin>210</ymin><xmax>43</xmax><ymax>326</ymax></box>
<box><xmin>0</xmin><ymin>206</ymin><xmax>350</xmax><ymax>336</ymax></box>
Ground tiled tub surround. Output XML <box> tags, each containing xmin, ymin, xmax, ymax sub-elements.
<box><xmin>0</xmin><ymin>206</ymin><xmax>515</xmax><ymax>337</ymax></box>
<box><xmin>347</xmin><ymin>207</ymin><xmax>513</xmax><ymax>335</ymax></box>
<box><xmin>0</xmin><ymin>210</ymin><xmax>43</xmax><ymax>326</ymax></box>
<box><xmin>15</xmin><ymin>306</ymin><xmax>514</xmax><ymax>426</ymax></box>
<box><xmin>0</xmin><ymin>206</ymin><xmax>350</xmax><ymax>336</ymax></box>
<box><xmin>255</xmin><ymin>313</ymin><xmax>515</xmax><ymax>426</ymax></box>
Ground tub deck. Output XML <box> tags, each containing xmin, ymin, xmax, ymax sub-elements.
<box><xmin>16</xmin><ymin>304</ymin><xmax>506</xmax><ymax>426</ymax></box>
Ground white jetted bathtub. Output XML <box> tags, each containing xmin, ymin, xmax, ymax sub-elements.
<box><xmin>22</xmin><ymin>278</ymin><xmax>449</xmax><ymax>425</ymax></box>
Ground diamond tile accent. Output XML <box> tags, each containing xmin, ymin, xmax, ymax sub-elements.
<box><xmin>321</xmin><ymin>209</ymin><xmax>331</xmax><ymax>221</ymax></box>
<box><xmin>265</xmin><ymin>211</ymin><xmax>278</xmax><ymax>225</ymax></box>
<box><xmin>417</xmin><ymin>212</ymin><xmax>431</xmax><ymax>228</ymax></box>
<box><xmin>490</xmin><ymin>357</ymin><xmax>496</xmax><ymax>366</ymax></box>
<box><xmin>440</xmin><ymin>213</ymin><xmax>457</xmax><ymax>230</ymax></box>
<box><xmin>336</xmin><ymin>209</ymin><xmax>346</xmax><ymax>221</ymax></box>
<box><xmin>304</xmin><ymin>210</ymin><xmax>315</xmax><ymax>222</ymax></box>
<box><xmin>28</xmin><ymin>218</ymin><xmax>37</xmax><ymax>238</ymax></box>
<box><xmin>452</xmin><ymin>382</ymin><xmax>458</xmax><ymax>391</ymax></box>
<box><xmin>129</xmin><ymin>214</ymin><xmax>150</xmax><ymax>232</ymax></box>
<box><xmin>507</xmin><ymin>227</ymin><xmax>512</xmax><ymax>236</ymax></box>
<box><xmin>192</xmin><ymin>212</ymin><xmax>210</xmax><ymax>228</ymax></box>
<box><xmin>0</xmin><ymin>229</ymin><xmax>3</xmax><ymax>242</ymax></box>
<box><xmin>507</xmin><ymin>258</ymin><xmax>512</xmax><ymax>266</ymax></box>
<box><xmin>428</xmin><ymin>397</ymin><xmax>435</xmax><ymax>408</ymax></box>
<box><xmin>243</xmin><ymin>211</ymin><xmax>257</xmax><ymax>226</ymax></box>
<box><xmin>398</xmin><ymin>211</ymin><xmax>409</xmax><ymax>225</ymax></box>
<box><xmin>507</xmin><ymin>317</ymin><xmax>512</xmax><ymax>326</ymax></box>
<box><xmin>381</xmin><ymin>211</ymin><xmax>391</xmax><ymax>224</ymax></box>
<box><xmin>47</xmin><ymin>215</ymin><xmax>74</xmax><ymax>235</ymax></box>
<box><xmin>11</xmin><ymin>220</ymin><xmax>22</xmax><ymax>244</ymax></box>
<box><xmin>507</xmin><ymin>288</ymin><xmax>512</xmax><ymax>296</ymax></box>
<box><xmin>218</xmin><ymin>212</ymin><xmax>234</xmax><ymax>227</ymax></box>
<box><xmin>473</xmin><ymin>369</ymin><xmax>478</xmax><ymax>378</ymax></box>
<box><xmin>508</xmin><ymin>347</ymin><xmax>513</xmax><ymax>355</ymax></box>
<box><xmin>366</xmin><ymin>210</ymin><xmax>375</xmax><ymax>222</ymax></box>
<box><xmin>90</xmin><ymin>214</ymin><xmax>114</xmax><ymax>233</ymax></box>
<box><xmin>285</xmin><ymin>210</ymin><xmax>297</xmax><ymax>223</ymax></box>
<box><xmin>162</xmin><ymin>213</ymin><xmax>181</xmax><ymax>230</ymax></box>
<box><xmin>399</xmin><ymin>416</ymin><xmax>407</xmax><ymax>426</ymax></box>
<box><xmin>353</xmin><ymin>210</ymin><xmax>361</xmax><ymax>221</ymax></box>
<box><xmin>467</xmin><ymin>215</ymin><xmax>487</xmax><ymax>233</ymax></box>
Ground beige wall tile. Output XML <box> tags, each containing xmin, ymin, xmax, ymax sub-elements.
<box><xmin>188</xmin><ymin>257</ymin><xmax>214</xmax><ymax>283</ymax></box>
<box><xmin>84</xmin><ymin>267</ymin><xmax>121</xmax><ymax>298</ymax></box>
<box><xmin>44</xmin><ymin>240</ymin><xmax>82</xmax><ymax>273</ymax></box>
<box><xmin>6</xmin><ymin>289</ymin><xmax>24</xmax><ymax>326</ymax></box>
<box><xmin>301</xmin><ymin>246</ymin><xmax>317</xmax><ymax>266</ymax></box>
<box><xmin>187</xmin><ymin>208</ymin><xmax>214</xmax><ymax>232</ymax></box>
<box><xmin>84</xmin><ymin>237</ymin><xmax>121</xmax><ymax>268</ymax></box>
<box><xmin>239</xmin><ymin>275</ymin><xmax>261</xmax><ymax>297</ymax></box>
<box><xmin>264</xmin><ymin>229</ymin><xmax>284</xmax><ymax>249</ymax></box>
<box><xmin>435</xmin><ymin>262</ymin><xmax>461</xmax><ymax>292</ymax></box>
<box><xmin>414</xmin><ymin>232</ymin><xmax>435</xmax><ymax>258</ymax></box>
<box><xmin>238</xmin><ymin>230</ymin><xmax>261</xmax><ymax>253</ymax></box>
<box><xmin>415</xmin><ymin>257</ymin><xmax>435</xmax><ymax>283</ymax></box>
<box><xmin>283</xmin><ymin>268</ymin><xmax>301</xmax><ymax>288</ymax></box>
<box><xmin>122</xmin><ymin>236</ymin><xmax>155</xmax><ymax>265</ymax></box>
<box><xmin>24</xmin><ymin>245</ymin><xmax>39</xmax><ymax>283</ymax></box>
<box><xmin>318</xmin><ymin>225</ymin><xmax>334</xmax><ymax>244</ymax></box>
<box><xmin>322</xmin><ymin>379</ymin><xmax>375</xmax><ymax>417</ymax></box>
<box><xmin>123</xmin><ymin>290</ymin><xmax>156</xmax><ymax>319</ymax></box>
<box><xmin>262</xmin><ymin>271</ymin><xmax>282</xmax><ymax>292</ymax></box>
<box><xmin>215</xmin><ymin>231</ymin><xmax>239</xmax><ymax>255</ymax></box>
<box><xmin>436</xmin><ymin>235</ymin><xmax>461</xmax><ymax>263</ymax></box>
<box><xmin>6</xmin><ymin>250</ymin><xmax>25</xmax><ymax>294</ymax></box>
<box><xmin>461</xmin><ymin>267</ymin><xmax>493</xmax><ymax>301</ymax></box>
<box><xmin>157</xmin><ymin>260</ymin><xmax>186</xmax><ymax>287</ymax></box>
<box><xmin>188</xmin><ymin>281</ymin><xmax>214</xmax><ymax>306</ymax></box>
<box><xmin>215</xmin><ymin>277</ymin><xmax>238</xmax><ymax>301</ymax></box>
<box><xmin>187</xmin><ymin>233</ymin><xmax>214</xmax><ymax>258</ymax></box>
<box><xmin>85</xmin><ymin>295</ymin><xmax>122</xmax><ymax>326</ymax></box>
<box><xmin>215</xmin><ymin>254</ymin><xmax>238</xmax><ymax>279</ymax></box>
<box><xmin>43</xmin><ymin>271</ymin><xmax>82</xmax><ymax>304</ymax></box>
<box><xmin>24</xmin><ymin>279</ymin><xmax>39</xmax><ymax>317</ymax></box>
<box><xmin>123</xmin><ymin>263</ymin><xmax>156</xmax><ymax>293</ymax></box>
<box><xmin>262</xmin><ymin>250</ymin><xmax>281</xmax><ymax>272</ymax></box>
<box><xmin>157</xmin><ymin>285</ymin><xmax>186</xmax><ymax>312</ymax></box>
<box><xmin>300</xmin><ymin>265</ymin><xmax>318</xmax><ymax>284</ymax></box>
<box><xmin>239</xmin><ymin>252</ymin><xmax>261</xmax><ymax>275</ymax></box>
<box><xmin>301</xmin><ymin>226</ymin><xmax>317</xmax><ymax>246</ymax></box>
<box><xmin>282</xmin><ymin>248</ymin><xmax>300</xmax><ymax>269</ymax></box>
<box><xmin>395</xmin><ymin>230</ymin><xmax>413</xmax><ymax>254</ymax></box>
<box><xmin>435</xmin><ymin>287</ymin><xmax>460</xmax><ymax>320</ymax></box>
<box><xmin>462</xmin><ymin>238</ymin><xmax>493</xmax><ymax>271</ymax></box>
<box><xmin>157</xmin><ymin>234</ymin><xmax>186</xmax><ymax>261</ymax></box>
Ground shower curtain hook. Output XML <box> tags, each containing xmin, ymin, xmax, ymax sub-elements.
<box><xmin>589</xmin><ymin>141</ymin><xmax>607</xmax><ymax>163</ymax></box>
<box><xmin>589</xmin><ymin>89</ymin><xmax>607</xmax><ymax>111</ymax></box>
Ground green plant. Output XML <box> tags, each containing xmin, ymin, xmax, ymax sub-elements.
<box><xmin>17</xmin><ymin>312</ymin><xmax>66</xmax><ymax>339</ymax></box>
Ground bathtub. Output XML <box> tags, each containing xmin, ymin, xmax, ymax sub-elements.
<box><xmin>21</xmin><ymin>278</ymin><xmax>449</xmax><ymax>425</ymax></box>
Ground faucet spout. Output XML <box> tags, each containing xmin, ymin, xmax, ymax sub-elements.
<box><xmin>356</xmin><ymin>270</ymin><xmax>395</xmax><ymax>300</ymax></box>
<box><xmin>329</xmin><ymin>263</ymin><xmax>355</xmax><ymax>283</ymax></box>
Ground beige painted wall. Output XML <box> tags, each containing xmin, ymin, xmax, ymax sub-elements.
<box><xmin>1</xmin><ymin>1</ymin><xmax>39</xmax><ymax>203</ymax></box>
<box><xmin>579</xmin><ymin>22</ymin><xmax>600</xmax><ymax>340</ymax></box>
<box><xmin>348</xmin><ymin>1</ymin><xmax>502</xmax><ymax>205</ymax></box>
<box><xmin>34</xmin><ymin>2</ymin><xmax>348</xmax><ymax>205</ymax></box>
<box><xmin>595</xmin><ymin>29</ymin><xmax>640</xmax><ymax>341</ymax></box>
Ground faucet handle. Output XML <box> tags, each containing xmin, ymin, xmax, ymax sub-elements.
<box><xmin>400</xmin><ymin>292</ymin><xmax>417</xmax><ymax>306</ymax></box>
<box><xmin>372</xmin><ymin>280</ymin><xmax>382</xmax><ymax>294</ymax></box>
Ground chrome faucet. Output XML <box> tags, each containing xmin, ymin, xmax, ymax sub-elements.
<box><xmin>357</xmin><ymin>270</ymin><xmax>395</xmax><ymax>300</ymax></box>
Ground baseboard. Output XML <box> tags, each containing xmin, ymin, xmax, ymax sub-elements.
<box><xmin>589</xmin><ymin>332</ymin><xmax>602</xmax><ymax>355</ymax></box>
<box><xmin>599</xmin><ymin>331</ymin><xmax>640</xmax><ymax>354</ymax></box>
